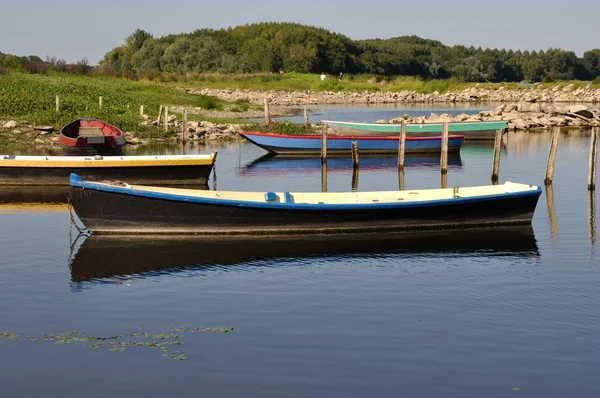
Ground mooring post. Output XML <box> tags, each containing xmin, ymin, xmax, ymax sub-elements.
<box><xmin>164</xmin><ymin>106</ymin><xmax>169</xmax><ymax>132</ymax></box>
<box><xmin>398</xmin><ymin>122</ymin><xmax>406</xmax><ymax>169</ymax></box>
<box><xmin>441</xmin><ymin>121</ymin><xmax>449</xmax><ymax>174</ymax></box>
<box><xmin>398</xmin><ymin>169</ymin><xmax>405</xmax><ymax>191</ymax></box>
<box><xmin>157</xmin><ymin>105</ymin><xmax>163</xmax><ymax>126</ymax></box>
<box><xmin>264</xmin><ymin>98</ymin><xmax>271</xmax><ymax>125</ymax></box>
<box><xmin>588</xmin><ymin>127</ymin><xmax>599</xmax><ymax>191</ymax></box>
<box><xmin>544</xmin><ymin>127</ymin><xmax>561</xmax><ymax>185</ymax></box>
<box><xmin>182</xmin><ymin>108</ymin><xmax>188</xmax><ymax>144</ymax></box>
<box><xmin>441</xmin><ymin>173</ymin><xmax>448</xmax><ymax>189</ymax></box>
<box><xmin>55</xmin><ymin>95</ymin><xmax>60</xmax><ymax>112</ymax></box>
<box><xmin>321</xmin><ymin>123</ymin><xmax>328</xmax><ymax>163</ymax></box>
<box><xmin>321</xmin><ymin>162</ymin><xmax>328</xmax><ymax>193</ymax></box>
<box><xmin>99</xmin><ymin>96</ymin><xmax>102</xmax><ymax>112</ymax></box>
<box><xmin>589</xmin><ymin>190</ymin><xmax>596</xmax><ymax>247</ymax></box>
<box><xmin>351</xmin><ymin>166</ymin><xmax>359</xmax><ymax>191</ymax></box>
<box><xmin>139</xmin><ymin>105</ymin><xmax>144</xmax><ymax>117</ymax></box>
<box><xmin>546</xmin><ymin>183</ymin><xmax>558</xmax><ymax>241</ymax></box>
<box><xmin>304</xmin><ymin>106</ymin><xmax>309</xmax><ymax>126</ymax></box>
<box><xmin>491</xmin><ymin>129</ymin><xmax>503</xmax><ymax>184</ymax></box>
<box><xmin>351</xmin><ymin>141</ymin><xmax>359</xmax><ymax>167</ymax></box>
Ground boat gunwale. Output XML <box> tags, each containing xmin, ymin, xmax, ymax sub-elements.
<box><xmin>70</xmin><ymin>174</ymin><xmax>542</xmax><ymax>211</ymax></box>
<box><xmin>322</xmin><ymin>120</ymin><xmax>509</xmax><ymax>128</ymax></box>
<box><xmin>239</xmin><ymin>131</ymin><xmax>465</xmax><ymax>141</ymax></box>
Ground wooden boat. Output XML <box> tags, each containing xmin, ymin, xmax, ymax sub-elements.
<box><xmin>239</xmin><ymin>131</ymin><xmax>464</xmax><ymax>155</ymax></box>
<box><xmin>322</xmin><ymin>120</ymin><xmax>508</xmax><ymax>140</ymax></box>
<box><xmin>69</xmin><ymin>173</ymin><xmax>542</xmax><ymax>235</ymax></box>
<box><xmin>69</xmin><ymin>227</ymin><xmax>539</xmax><ymax>283</ymax></box>
<box><xmin>0</xmin><ymin>153</ymin><xmax>217</xmax><ymax>186</ymax></box>
<box><xmin>59</xmin><ymin>118</ymin><xmax>126</xmax><ymax>153</ymax></box>
<box><xmin>241</xmin><ymin>153</ymin><xmax>462</xmax><ymax>176</ymax></box>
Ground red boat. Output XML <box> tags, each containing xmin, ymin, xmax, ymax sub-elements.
<box><xmin>59</xmin><ymin>118</ymin><xmax>126</xmax><ymax>153</ymax></box>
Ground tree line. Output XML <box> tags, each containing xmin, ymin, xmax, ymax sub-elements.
<box><xmin>3</xmin><ymin>22</ymin><xmax>600</xmax><ymax>82</ymax></box>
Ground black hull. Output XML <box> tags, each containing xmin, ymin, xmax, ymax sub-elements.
<box><xmin>69</xmin><ymin>227</ymin><xmax>539</xmax><ymax>282</ymax></box>
<box><xmin>0</xmin><ymin>165</ymin><xmax>213</xmax><ymax>186</ymax></box>
<box><xmin>70</xmin><ymin>186</ymin><xmax>541</xmax><ymax>235</ymax></box>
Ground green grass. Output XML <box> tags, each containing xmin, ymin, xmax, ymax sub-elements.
<box><xmin>0</xmin><ymin>71</ymin><xmax>226</xmax><ymax>133</ymax></box>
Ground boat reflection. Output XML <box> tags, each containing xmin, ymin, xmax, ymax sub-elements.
<box><xmin>0</xmin><ymin>186</ymin><xmax>69</xmax><ymax>212</ymax></box>
<box><xmin>241</xmin><ymin>152</ymin><xmax>462</xmax><ymax>176</ymax></box>
<box><xmin>68</xmin><ymin>227</ymin><xmax>539</xmax><ymax>288</ymax></box>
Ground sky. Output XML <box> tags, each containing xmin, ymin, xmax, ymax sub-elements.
<box><xmin>1</xmin><ymin>0</ymin><xmax>597</xmax><ymax>65</ymax></box>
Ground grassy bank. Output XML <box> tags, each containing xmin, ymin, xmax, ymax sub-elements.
<box><xmin>0</xmin><ymin>72</ymin><xmax>254</xmax><ymax>135</ymax></box>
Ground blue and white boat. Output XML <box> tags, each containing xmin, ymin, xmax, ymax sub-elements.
<box><xmin>238</xmin><ymin>131</ymin><xmax>464</xmax><ymax>155</ymax></box>
<box><xmin>69</xmin><ymin>173</ymin><xmax>542</xmax><ymax>235</ymax></box>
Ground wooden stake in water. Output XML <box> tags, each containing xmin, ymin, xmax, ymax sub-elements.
<box><xmin>164</xmin><ymin>106</ymin><xmax>169</xmax><ymax>132</ymax></box>
<box><xmin>440</xmin><ymin>122</ymin><xmax>449</xmax><ymax>174</ymax></box>
<box><xmin>304</xmin><ymin>106</ymin><xmax>309</xmax><ymax>126</ymax></box>
<box><xmin>352</xmin><ymin>166</ymin><xmax>359</xmax><ymax>191</ymax></box>
<box><xmin>589</xmin><ymin>190</ymin><xmax>596</xmax><ymax>247</ymax></box>
<box><xmin>321</xmin><ymin>124</ymin><xmax>328</xmax><ymax>163</ymax></box>
<box><xmin>351</xmin><ymin>141</ymin><xmax>359</xmax><ymax>167</ymax></box>
<box><xmin>398</xmin><ymin>169</ymin><xmax>405</xmax><ymax>191</ymax></box>
<box><xmin>397</xmin><ymin>122</ymin><xmax>406</xmax><ymax>169</ymax></box>
<box><xmin>545</xmin><ymin>183</ymin><xmax>558</xmax><ymax>241</ymax></box>
<box><xmin>441</xmin><ymin>173</ymin><xmax>448</xmax><ymax>189</ymax></box>
<box><xmin>182</xmin><ymin>108</ymin><xmax>188</xmax><ymax>144</ymax></box>
<box><xmin>55</xmin><ymin>95</ymin><xmax>60</xmax><ymax>112</ymax></box>
<box><xmin>544</xmin><ymin>127</ymin><xmax>561</xmax><ymax>185</ymax></box>
<box><xmin>491</xmin><ymin>129</ymin><xmax>503</xmax><ymax>184</ymax></box>
<box><xmin>321</xmin><ymin>162</ymin><xmax>328</xmax><ymax>193</ymax></box>
<box><xmin>588</xmin><ymin>127</ymin><xmax>599</xmax><ymax>191</ymax></box>
<box><xmin>99</xmin><ymin>96</ymin><xmax>102</xmax><ymax>112</ymax></box>
<box><xmin>264</xmin><ymin>98</ymin><xmax>271</xmax><ymax>125</ymax></box>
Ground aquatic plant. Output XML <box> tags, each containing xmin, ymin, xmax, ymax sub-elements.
<box><xmin>0</xmin><ymin>325</ymin><xmax>234</xmax><ymax>361</ymax></box>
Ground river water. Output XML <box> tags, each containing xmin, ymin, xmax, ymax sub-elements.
<box><xmin>0</xmin><ymin>105</ymin><xmax>599</xmax><ymax>397</ymax></box>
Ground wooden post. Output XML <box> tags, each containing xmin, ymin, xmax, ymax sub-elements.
<box><xmin>99</xmin><ymin>96</ymin><xmax>102</xmax><ymax>112</ymax></box>
<box><xmin>491</xmin><ymin>129</ymin><xmax>503</xmax><ymax>184</ymax></box>
<box><xmin>588</xmin><ymin>127</ymin><xmax>598</xmax><ymax>191</ymax></box>
<box><xmin>351</xmin><ymin>142</ymin><xmax>359</xmax><ymax>167</ymax></box>
<box><xmin>398</xmin><ymin>169</ymin><xmax>405</xmax><ymax>191</ymax></box>
<box><xmin>264</xmin><ymin>98</ymin><xmax>271</xmax><ymax>125</ymax></box>
<box><xmin>321</xmin><ymin>162</ymin><xmax>328</xmax><ymax>193</ymax></box>
<box><xmin>441</xmin><ymin>173</ymin><xmax>448</xmax><ymax>189</ymax></box>
<box><xmin>545</xmin><ymin>183</ymin><xmax>558</xmax><ymax>241</ymax></box>
<box><xmin>164</xmin><ymin>106</ymin><xmax>169</xmax><ymax>132</ymax></box>
<box><xmin>157</xmin><ymin>105</ymin><xmax>163</xmax><ymax>126</ymax></box>
<box><xmin>321</xmin><ymin>123</ymin><xmax>327</xmax><ymax>163</ymax></box>
<box><xmin>589</xmin><ymin>190</ymin><xmax>596</xmax><ymax>247</ymax></box>
<box><xmin>544</xmin><ymin>127</ymin><xmax>560</xmax><ymax>185</ymax></box>
<box><xmin>352</xmin><ymin>166</ymin><xmax>359</xmax><ymax>191</ymax></box>
<box><xmin>304</xmin><ymin>106</ymin><xmax>309</xmax><ymax>126</ymax></box>
<box><xmin>55</xmin><ymin>95</ymin><xmax>59</xmax><ymax>112</ymax></box>
<box><xmin>139</xmin><ymin>105</ymin><xmax>144</xmax><ymax>117</ymax></box>
<box><xmin>182</xmin><ymin>108</ymin><xmax>188</xmax><ymax>144</ymax></box>
<box><xmin>440</xmin><ymin>121</ymin><xmax>449</xmax><ymax>174</ymax></box>
<box><xmin>397</xmin><ymin>122</ymin><xmax>406</xmax><ymax>169</ymax></box>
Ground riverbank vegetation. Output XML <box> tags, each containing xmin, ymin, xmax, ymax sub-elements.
<box><xmin>96</xmin><ymin>22</ymin><xmax>600</xmax><ymax>83</ymax></box>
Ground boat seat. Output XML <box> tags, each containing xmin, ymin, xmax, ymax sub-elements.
<box><xmin>79</xmin><ymin>127</ymin><xmax>104</xmax><ymax>137</ymax></box>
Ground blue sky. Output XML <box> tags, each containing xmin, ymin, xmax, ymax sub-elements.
<box><xmin>1</xmin><ymin>0</ymin><xmax>597</xmax><ymax>65</ymax></box>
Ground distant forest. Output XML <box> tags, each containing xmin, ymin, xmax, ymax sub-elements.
<box><xmin>3</xmin><ymin>22</ymin><xmax>600</xmax><ymax>83</ymax></box>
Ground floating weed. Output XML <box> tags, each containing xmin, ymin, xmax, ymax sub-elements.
<box><xmin>512</xmin><ymin>388</ymin><xmax>521</xmax><ymax>392</ymax></box>
<box><xmin>0</xmin><ymin>325</ymin><xmax>231</xmax><ymax>360</ymax></box>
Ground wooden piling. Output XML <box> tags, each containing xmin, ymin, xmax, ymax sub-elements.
<box><xmin>164</xmin><ymin>106</ymin><xmax>169</xmax><ymax>132</ymax></box>
<box><xmin>352</xmin><ymin>166</ymin><xmax>359</xmax><ymax>191</ymax></box>
<box><xmin>55</xmin><ymin>95</ymin><xmax>60</xmax><ymax>112</ymax></box>
<box><xmin>264</xmin><ymin>98</ymin><xmax>271</xmax><ymax>125</ymax></box>
<box><xmin>440</xmin><ymin>122</ymin><xmax>449</xmax><ymax>174</ymax></box>
<box><xmin>321</xmin><ymin>124</ymin><xmax>328</xmax><ymax>163</ymax></box>
<box><xmin>321</xmin><ymin>162</ymin><xmax>328</xmax><ymax>193</ymax></box>
<box><xmin>157</xmin><ymin>105</ymin><xmax>163</xmax><ymax>126</ymax></box>
<box><xmin>491</xmin><ymin>129</ymin><xmax>503</xmax><ymax>184</ymax></box>
<box><xmin>441</xmin><ymin>173</ymin><xmax>448</xmax><ymax>189</ymax></box>
<box><xmin>99</xmin><ymin>96</ymin><xmax>102</xmax><ymax>112</ymax></box>
<box><xmin>397</xmin><ymin>122</ymin><xmax>406</xmax><ymax>169</ymax></box>
<box><xmin>398</xmin><ymin>169</ymin><xmax>405</xmax><ymax>191</ymax></box>
<box><xmin>544</xmin><ymin>127</ymin><xmax>560</xmax><ymax>185</ymax></box>
<box><xmin>304</xmin><ymin>106</ymin><xmax>309</xmax><ymax>126</ymax></box>
<box><xmin>139</xmin><ymin>105</ymin><xmax>144</xmax><ymax>117</ymax></box>
<box><xmin>546</xmin><ymin>183</ymin><xmax>558</xmax><ymax>241</ymax></box>
<box><xmin>351</xmin><ymin>142</ymin><xmax>359</xmax><ymax>167</ymax></box>
<box><xmin>182</xmin><ymin>108</ymin><xmax>188</xmax><ymax>144</ymax></box>
<box><xmin>588</xmin><ymin>127</ymin><xmax>598</xmax><ymax>191</ymax></box>
<box><xmin>589</xmin><ymin>190</ymin><xmax>596</xmax><ymax>247</ymax></box>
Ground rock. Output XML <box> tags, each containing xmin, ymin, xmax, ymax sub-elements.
<box><xmin>34</xmin><ymin>125</ymin><xmax>54</xmax><ymax>132</ymax></box>
<box><xmin>3</xmin><ymin>120</ymin><xmax>17</xmax><ymax>128</ymax></box>
<box><xmin>567</xmin><ymin>104</ymin><xmax>590</xmax><ymax>115</ymax></box>
<box><xmin>34</xmin><ymin>138</ymin><xmax>45</xmax><ymax>144</ymax></box>
<box><xmin>127</xmin><ymin>137</ymin><xmax>140</xmax><ymax>145</ymax></box>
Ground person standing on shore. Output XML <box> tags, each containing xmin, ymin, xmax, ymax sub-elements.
<box><xmin>320</xmin><ymin>72</ymin><xmax>326</xmax><ymax>81</ymax></box>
